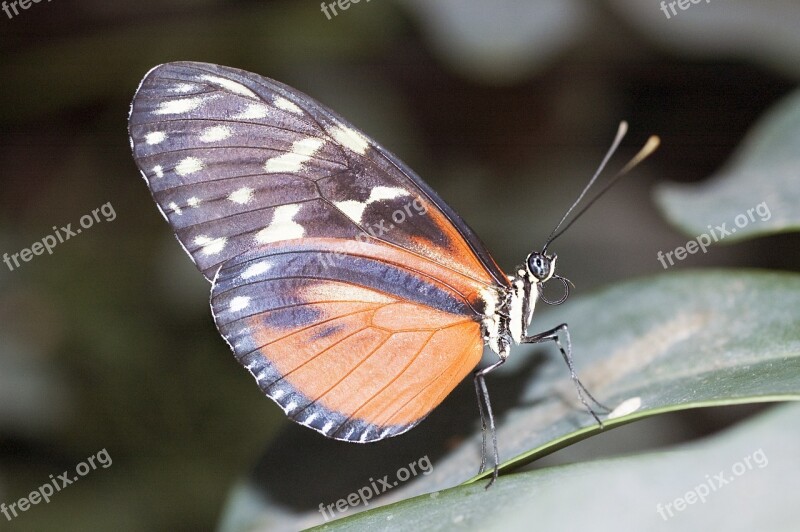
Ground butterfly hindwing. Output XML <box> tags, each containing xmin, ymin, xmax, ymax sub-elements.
<box><xmin>210</xmin><ymin>238</ymin><xmax>485</xmax><ymax>441</ymax></box>
<box><xmin>128</xmin><ymin>61</ymin><xmax>507</xmax><ymax>287</ymax></box>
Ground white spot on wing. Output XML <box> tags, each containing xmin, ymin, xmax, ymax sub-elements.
<box><xmin>169</xmin><ymin>83</ymin><xmax>196</xmax><ymax>93</ymax></box>
<box><xmin>329</xmin><ymin>124</ymin><xmax>369</xmax><ymax>155</ymax></box>
<box><xmin>264</xmin><ymin>137</ymin><xmax>325</xmax><ymax>173</ymax></box>
<box><xmin>152</xmin><ymin>165</ymin><xmax>164</xmax><ymax>178</ymax></box>
<box><xmin>199</xmin><ymin>125</ymin><xmax>232</xmax><ymax>143</ymax></box>
<box><xmin>274</xmin><ymin>96</ymin><xmax>302</xmax><ymax>114</ymax></box>
<box><xmin>608</xmin><ymin>397</ymin><xmax>642</xmax><ymax>419</ymax></box>
<box><xmin>334</xmin><ymin>186</ymin><xmax>409</xmax><ymax>224</ymax></box>
<box><xmin>145</xmin><ymin>131</ymin><xmax>166</xmax><ymax>145</ymax></box>
<box><xmin>228</xmin><ymin>186</ymin><xmax>254</xmax><ymax>205</ymax></box>
<box><xmin>255</xmin><ymin>204</ymin><xmax>304</xmax><ymax>243</ymax></box>
<box><xmin>233</xmin><ymin>103</ymin><xmax>268</xmax><ymax>119</ymax></box>
<box><xmin>228</xmin><ymin>296</ymin><xmax>251</xmax><ymax>313</ymax></box>
<box><xmin>187</xmin><ymin>197</ymin><xmax>200</xmax><ymax>208</ymax></box>
<box><xmin>321</xmin><ymin>421</ymin><xmax>334</xmax><ymax>435</ymax></box>
<box><xmin>272</xmin><ymin>389</ymin><xmax>285</xmax><ymax>400</ymax></box>
<box><xmin>369</xmin><ymin>186</ymin><xmax>408</xmax><ymax>201</ymax></box>
<box><xmin>154</xmin><ymin>96</ymin><xmax>206</xmax><ymax>115</ymax></box>
<box><xmin>168</xmin><ymin>202</ymin><xmax>182</xmax><ymax>215</ymax></box>
<box><xmin>241</xmin><ymin>261</ymin><xmax>271</xmax><ymax>279</ymax></box>
<box><xmin>175</xmin><ymin>157</ymin><xmax>204</xmax><ymax>176</ymax></box>
<box><xmin>194</xmin><ymin>235</ymin><xmax>227</xmax><ymax>256</ymax></box>
<box><xmin>334</xmin><ymin>200</ymin><xmax>368</xmax><ymax>224</ymax></box>
<box><xmin>199</xmin><ymin>74</ymin><xmax>258</xmax><ymax>99</ymax></box>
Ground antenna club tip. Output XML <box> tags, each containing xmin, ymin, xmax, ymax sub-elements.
<box><xmin>643</xmin><ymin>135</ymin><xmax>661</xmax><ymax>154</ymax></box>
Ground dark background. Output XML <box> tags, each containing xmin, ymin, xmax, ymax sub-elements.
<box><xmin>1</xmin><ymin>1</ymin><xmax>797</xmax><ymax>530</ymax></box>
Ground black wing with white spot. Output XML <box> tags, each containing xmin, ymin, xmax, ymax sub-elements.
<box><xmin>128</xmin><ymin>62</ymin><xmax>507</xmax><ymax>287</ymax></box>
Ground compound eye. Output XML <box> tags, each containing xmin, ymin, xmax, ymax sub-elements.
<box><xmin>527</xmin><ymin>254</ymin><xmax>550</xmax><ymax>280</ymax></box>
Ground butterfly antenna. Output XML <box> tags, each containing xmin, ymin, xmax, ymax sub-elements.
<box><xmin>542</xmin><ymin>125</ymin><xmax>660</xmax><ymax>251</ymax></box>
<box><xmin>542</xmin><ymin>121</ymin><xmax>628</xmax><ymax>251</ymax></box>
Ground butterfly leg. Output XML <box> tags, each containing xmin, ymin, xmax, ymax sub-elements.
<box><xmin>522</xmin><ymin>323</ymin><xmax>610</xmax><ymax>425</ymax></box>
<box><xmin>473</xmin><ymin>356</ymin><xmax>506</xmax><ymax>488</ymax></box>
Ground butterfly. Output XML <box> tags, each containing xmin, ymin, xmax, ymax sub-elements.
<box><xmin>127</xmin><ymin>62</ymin><xmax>658</xmax><ymax>484</ymax></box>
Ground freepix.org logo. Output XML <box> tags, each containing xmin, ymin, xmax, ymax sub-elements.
<box><xmin>656</xmin><ymin>201</ymin><xmax>771</xmax><ymax>269</ymax></box>
<box><xmin>1</xmin><ymin>449</ymin><xmax>112</xmax><ymax>523</ymax></box>
<box><xmin>1</xmin><ymin>0</ymin><xmax>54</xmax><ymax>21</ymax></box>
<box><xmin>317</xmin><ymin>195</ymin><xmax>428</xmax><ymax>269</ymax></box>
<box><xmin>2</xmin><ymin>201</ymin><xmax>116</xmax><ymax>272</ymax></box>
<box><xmin>659</xmin><ymin>0</ymin><xmax>712</xmax><ymax>20</ymax></box>
<box><xmin>318</xmin><ymin>455</ymin><xmax>432</xmax><ymax>522</ymax></box>
<box><xmin>656</xmin><ymin>448</ymin><xmax>768</xmax><ymax>521</ymax></box>
<box><xmin>320</xmin><ymin>0</ymin><xmax>373</xmax><ymax>20</ymax></box>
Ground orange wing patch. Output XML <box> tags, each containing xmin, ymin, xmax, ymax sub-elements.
<box><xmin>256</xmin><ymin>297</ymin><xmax>482</xmax><ymax>433</ymax></box>
<box><xmin>350</xmin><ymin>320</ymin><xmax>482</xmax><ymax>427</ymax></box>
<box><xmin>211</xmin><ymin>238</ymin><xmax>490</xmax><ymax>441</ymax></box>
<box><xmin>408</xmin><ymin>198</ymin><xmax>499</xmax><ymax>286</ymax></box>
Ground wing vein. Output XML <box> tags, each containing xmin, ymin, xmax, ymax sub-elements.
<box><xmin>331</xmin><ymin>329</ymin><xmax>437</xmax><ymax>438</ymax></box>
<box><xmin>289</xmin><ymin>328</ymin><xmax>394</xmax><ymax>420</ymax></box>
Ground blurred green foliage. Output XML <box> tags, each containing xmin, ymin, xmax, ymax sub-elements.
<box><xmin>1</xmin><ymin>1</ymin><xmax>798</xmax><ymax>531</ymax></box>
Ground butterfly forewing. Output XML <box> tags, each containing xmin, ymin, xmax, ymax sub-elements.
<box><xmin>128</xmin><ymin>61</ymin><xmax>507</xmax><ymax>287</ymax></box>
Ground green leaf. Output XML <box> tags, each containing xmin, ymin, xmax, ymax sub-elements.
<box><xmin>314</xmin><ymin>402</ymin><xmax>800</xmax><ymax>531</ymax></box>
<box><xmin>606</xmin><ymin>0</ymin><xmax>800</xmax><ymax>79</ymax></box>
<box><xmin>389</xmin><ymin>269</ymin><xmax>800</xmax><ymax>496</ymax></box>
<box><xmin>342</xmin><ymin>270</ymin><xmax>799</xmax><ymax>510</ymax></box>
<box><xmin>655</xmin><ymin>89</ymin><xmax>800</xmax><ymax>241</ymax></box>
<box><xmin>399</xmin><ymin>0</ymin><xmax>590</xmax><ymax>83</ymax></box>
<box><xmin>226</xmin><ymin>270</ymin><xmax>800</xmax><ymax>531</ymax></box>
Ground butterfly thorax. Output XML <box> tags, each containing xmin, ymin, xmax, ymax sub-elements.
<box><xmin>479</xmin><ymin>252</ymin><xmax>558</xmax><ymax>358</ymax></box>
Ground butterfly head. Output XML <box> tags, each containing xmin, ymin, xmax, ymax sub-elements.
<box><xmin>525</xmin><ymin>251</ymin><xmax>557</xmax><ymax>283</ymax></box>
<box><xmin>526</xmin><ymin>251</ymin><xmax>573</xmax><ymax>305</ymax></box>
